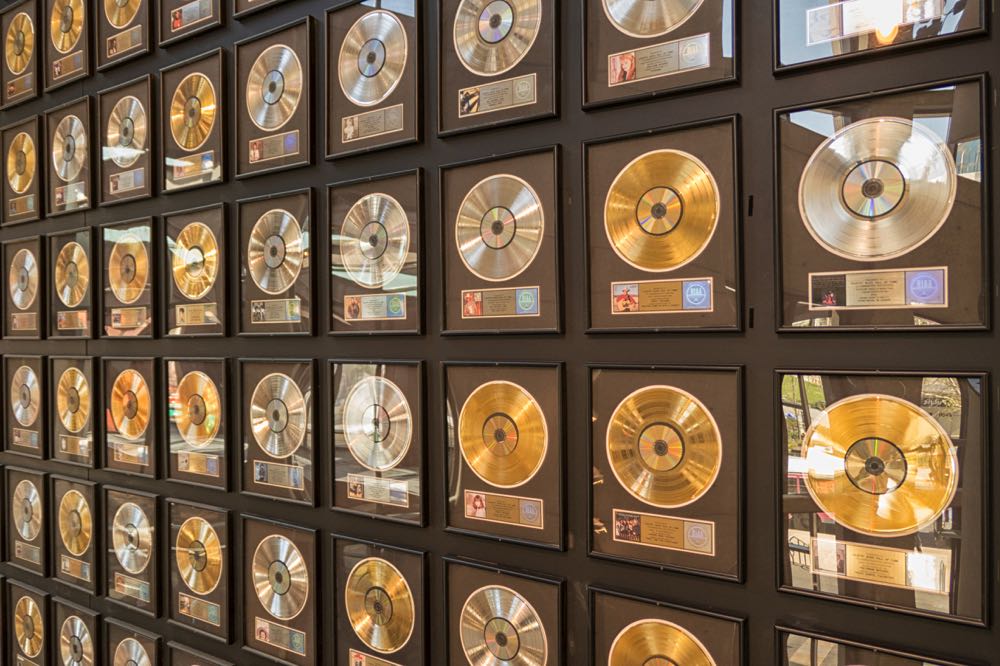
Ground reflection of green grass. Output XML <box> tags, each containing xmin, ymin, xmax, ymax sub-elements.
<box><xmin>781</xmin><ymin>375</ymin><xmax>826</xmax><ymax>409</ymax></box>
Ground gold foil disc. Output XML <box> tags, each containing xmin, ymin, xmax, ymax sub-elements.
<box><xmin>170</xmin><ymin>72</ymin><xmax>217</xmax><ymax>151</ymax></box>
<box><xmin>171</xmin><ymin>222</ymin><xmax>219</xmax><ymax>299</ymax></box>
<box><xmin>110</xmin><ymin>368</ymin><xmax>151</xmax><ymax>440</ymax></box>
<box><xmin>454</xmin><ymin>0</ymin><xmax>541</xmax><ymax>76</ymax></box>
<box><xmin>339</xmin><ymin>10</ymin><xmax>408</xmax><ymax>107</ymax></box>
<box><xmin>12</xmin><ymin>478</ymin><xmax>41</xmax><ymax>540</ymax></box>
<box><xmin>609</xmin><ymin>619</ymin><xmax>715</xmax><ymax>666</ymax></box>
<box><xmin>60</xmin><ymin>615</ymin><xmax>94</xmax><ymax>666</ymax></box>
<box><xmin>248</xmin><ymin>208</ymin><xmax>303</xmax><ymax>294</ymax></box>
<box><xmin>458</xmin><ymin>380</ymin><xmax>547</xmax><ymax>488</ymax></box>
<box><xmin>606</xmin><ymin>385</ymin><xmax>722</xmax><ymax>508</ymax></box>
<box><xmin>8</xmin><ymin>247</ymin><xmax>38</xmax><ymax>310</ymax></box>
<box><xmin>175</xmin><ymin>516</ymin><xmax>223</xmax><ymax>595</ymax></box>
<box><xmin>250</xmin><ymin>372</ymin><xmax>307</xmax><ymax>458</ymax></box>
<box><xmin>340</xmin><ymin>192</ymin><xmax>410</xmax><ymax>289</ymax></box>
<box><xmin>5</xmin><ymin>13</ymin><xmax>34</xmax><ymax>75</ymax></box>
<box><xmin>104</xmin><ymin>0</ymin><xmax>138</xmax><ymax>28</ymax></box>
<box><xmin>58</xmin><ymin>366</ymin><xmax>90</xmax><ymax>433</ymax></box>
<box><xmin>174</xmin><ymin>370</ymin><xmax>221</xmax><ymax>447</ymax></box>
<box><xmin>7</xmin><ymin>131</ymin><xmax>36</xmax><ymax>194</ymax></box>
<box><xmin>55</xmin><ymin>240</ymin><xmax>89</xmax><ymax>308</ymax></box>
<box><xmin>113</xmin><ymin>638</ymin><xmax>151</xmax><ymax>666</ymax></box>
<box><xmin>112</xmin><ymin>501</ymin><xmax>152</xmax><ymax>574</ymax></box>
<box><xmin>58</xmin><ymin>488</ymin><xmax>92</xmax><ymax>556</ymax></box>
<box><xmin>460</xmin><ymin>585</ymin><xmax>547</xmax><ymax>666</ymax></box>
<box><xmin>344</xmin><ymin>375</ymin><xmax>412</xmax><ymax>471</ymax></box>
<box><xmin>14</xmin><ymin>595</ymin><xmax>43</xmax><ymax>658</ymax></box>
<box><xmin>107</xmin><ymin>94</ymin><xmax>147</xmax><ymax>168</ymax></box>
<box><xmin>602</xmin><ymin>0</ymin><xmax>704</xmax><ymax>38</ymax></box>
<box><xmin>345</xmin><ymin>557</ymin><xmax>415</xmax><ymax>653</ymax></box>
<box><xmin>252</xmin><ymin>534</ymin><xmax>309</xmax><ymax>620</ymax></box>
<box><xmin>50</xmin><ymin>0</ymin><xmax>83</xmax><ymax>54</ymax></box>
<box><xmin>52</xmin><ymin>113</ymin><xmax>87</xmax><ymax>183</ymax></box>
<box><xmin>11</xmin><ymin>364</ymin><xmax>40</xmax><ymax>427</ymax></box>
<box><xmin>246</xmin><ymin>44</ymin><xmax>302</xmax><ymax>131</ymax></box>
<box><xmin>108</xmin><ymin>234</ymin><xmax>148</xmax><ymax>305</ymax></box>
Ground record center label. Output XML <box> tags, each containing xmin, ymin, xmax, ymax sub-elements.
<box><xmin>52</xmin><ymin>51</ymin><xmax>84</xmax><ymax>80</ymax></box>
<box><xmin>109</xmin><ymin>166</ymin><xmax>145</xmax><ymax>194</ymax></box>
<box><xmin>177</xmin><ymin>450</ymin><xmax>221</xmax><ymax>477</ymax></box>
<box><xmin>808</xmin><ymin>267</ymin><xmax>947</xmax><ymax>310</ymax></box>
<box><xmin>254</xmin><ymin>617</ymin><xmax>307</xmax><ymax>656</ymax></box>
<box><xmin>349</xmin><ymin>649</ymin><xmax>402</xmax><ymax>666</ymax></box>
<box><xmin>249</xmin><ymin>130</ymin><xmax>300</xmax><ymax>164</ymax></box>
<box><xmin>461</xmin><ymin>286</ymin><xmax>540</xmax><ymax>319</ymax></box>
<box><xmin>342</xmin><ymin>103</ymin><xmax>404</xmax><ymax>144</ymax></box>
<box><xmin>58</xmin><ymin>309</ymin><xmax>89</xmax><ymax>331</ymax></box>
<box><xmin>458</xmin><ymin>73</ymin><xmax>537</xmax><ymax>118</ymax></box>
<box><xmin>14</xmin><ymin>540</ymin><xmax>41</xmax><ymax>564</ymax></box>
<box><xmin>253</xmin><ymin>460</ymin><xmax>305</xmax><ymax>490</ymax></box>
<box><xmin>179</xmin><ymin>591</ymin><xmax>221</xmax><ymax>626</ymax></box>
<box><xmin>251</xmin><ymin>297</ymin><xmax>302</xmax><ymax>323</ymax></box>
<box><xmin>611</xmin><ymin>509</ymin><xmax>715</xmax><ymax>556</ymax></box>
<box><xmin>60</xmin><ymin>554</ymin><xmax>91</xmax><ymax>582</ymax></box>
<box><xmin>611</xmin><ymin>278</ymin><xmax>713</xmax><ymax>314</ymax></box>
<box><xmin>176</xmin><ymin>302</ymin><xmax>219</xmax><ymax>326</ymax></box>
<box><xmin>347</xmin><ymin>473</ymin><xmax>409</xmax><ymax>508</ymax></box>
<box><xmin>464</xmin><ymin>489</ymin><xmax>543</xmax><ymax>529</ymax></box>
<box><xmin>10</xmin><ymin>311</ymin><xmax>37</xmax><ymax>331</ymax></box>
<box><xmin>809</xmin><ymin>537</ymin><xmax>950</xmax><ymax>593</ymax></box>
<box><xmin>608</xmin><ymin>32</ymin><xmax>711</xmax><ymax>88</ymax></box>
<box><xmin>12</xmin><ymin>427</ymin><xmax>39</xmax><ymax>449</ymax></box>
<box><xmin>7</xmin><ymin>73</ymin><xmax>33</xmax><ymax>99</ymax></box>
<box><xmin>9</xmin><ymin>194</ymin><xmax>36</xmax><ymax>217</ymax></box>
<box><xmin>111</xmin><ymin>306</ymin><xmax>148</xmax><ymax>329</ymax></box>
<box><xmin>170</xmin><ymin>0</ymin><xmax>214</xmax><ymax>32</ymax></box>
<box><xmin>344</xmin><ymin>293</ymin><xmax>406</xmax><ymax>322</ymax></box>
<box><xmin>60</xmin><ymin>434</ymin><xmax>90</xmax><ymax>457</ymax></box>
<box><xmin>115</xmin><ymin>571</ymin><xmax>151</xmax><ymax>601</ymax></box>
<box><xmin>107</xmin><ymin>25</ymin><xmax>144</xmax><ymax>59</ymax></box>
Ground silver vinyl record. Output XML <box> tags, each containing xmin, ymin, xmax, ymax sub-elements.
<box><xmin>460</xmin><ymin>585</ymin><xmax>548</xmax><ymax>666</ymax></box>
<box><xmin>9</xmin><ymin>247</ymin><xmax>39</xmax><ymax>310</ymax></box>
<box><xmin>106</xmin><ymin>95</ymin><xmax>147</xmax><ymax>168</ymax></box>
<box><xmin>339</xmin><ymin>10</ymin><xmax>408</xmax><ymax>107</ymax></box>
<box><xmin>456</xmin><ymin>174</ymin><xmax>543</xmax><ymax>282</ymax></box>
<box><xmin>798</xmin><ymin>116</ymin><xmax>957</xmax><ymax>262</ymax></box>
<box><xmin>252</xmin><ymin>534</ymin><xmax>309</xmax><ymax>620</ymax></box>
<box><xmin>250</xmin><ymin>372</ymin><xmax>307</xmax><ymax>458</ymax></box>
<box><xmin>247</xmin><ymin>209</ymin><xmax>304</xmax><ymax>295</ymax></box>
<box><xmin>112</xmin><ymin>501</ymin><xmax>152</xmax><ymax>574</ymax></box>
<box><xmin>12</xmin><ymin>479</ymin><xmax>41</xmax><ymax>540</ymax></box>
<box><xmin>340</xmin><ymin>192</ymin><xmax>410</xmax><ymax>288</ymax></box>
<box><xmin>343</xmin><ymin>375</ymin><xmax>412</xmax><ymax>471</ymax></box>
<box><xmin>454</xmin><ymin>0</ymin><xmax>541</xmax><ymax>76</ymax></box>
<box><xmin>602</xmin><ymin>0</ymin><xmax>704</xmax><ymax>38</ymax></box>
<box><xmin>60</xmin><ymin>615</ymin><xmax>95</xmax><ymax>666</ymax></box>
<box><xmin>246</xmin><ymin>44</ymin><xmax>303</xmax><ymax>131</ymax></box>
<box><xmin>113</xmin><ymin>638</ymin><xmax>151</xmax><ymax>666</ymax></box>
<box><xmin>52</xmin><ymin>113</ymin><xmax>87</xmax><ymax>183</ymax></box>
<box><xmin>11</xmin><ymin>364</ymin><xmax>40</xmax><ymax>427</ymax></box>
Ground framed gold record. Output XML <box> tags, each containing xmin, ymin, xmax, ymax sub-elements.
<box><xmin>104</xmin><ymin>618</ymin><xmax>160</xmax><ymax>666</ymax></box>
<box><xmin>235</xmin><ymin>18</ymin><xmax>311</xmax><ymax>178</ymax></box>
<box><xmin>101</xmin><ymin>218</ymin><xmax>154</xmax><ymax>338</ymax></box>
<box><xmin>49</xmin><ymin>227</ymin><xmax>93</xmax><ymax>339</ymax></box>
<box><xmin>5</xmin><ymin>355</ymin><xmax>45</xmax><ymax>459</ymax></box>
<box><xmin>2</xmin><ymin>115</ymin><xmax>42</xmax><ymax>223</ymax></box>
<box><xmin>158</xmin><ymin>0</ymin><xmax>220</xmax><ymax>46</ymax></box>
<box><xmin>6</xmin><ymin>466</ymin><xmax>48</xmax><ymax>575</ymax></box>
<box><xmin>3</xmin><ymin>236</ymin><xmax>43</xmax><ymax>338</ymax></box>
<box><xmin>103</xmin><ymin>357</ymin><xmax>157</xmax><ymax>478</ymax></box>
<box><xmin>44</xmin><ymin>0</ymin><xmax>89</xmax><ymax>90</ymax></box>
<box><xmin>164</xmin><ymin>203</ymin><xmax>226</xmax><ymax>336</ymax></box>
<box><xmin>50</xmin><ymin>356</ymin><xmax>96</xmax><ymax>466</ymax></box>
<box><xmin>6</xmin><ymin>580</ymin><xmax>49</xmax><ymax>665</ymax></box>
<box><xmin>45</xmin><ymin>96</ymin><xmax>92</xmax><ymax>215</ymax></box>
<box><xmin>105</xmin><ymin>487</ymin><xmax>158</xmax><ymax>615</ymax></box>
<box><xmin>98</xmin><ymin>74</ymin><xmax>153</xmax><ymax>205</ymax></box>
<box><xmin>1</xmin><ymin>0</ymin><xmax>39</xmax><ymax>108</ymax></box>
<box><xmin>51</xmin><ymin>476</ymin><xmax>98</xmax><ymax>594</ymax></box>
<box><xmin>96</xmin><ymin>0</ymin><xmax>149</xmax><ymax>69</ymax></box>
<box><xmin>325</xmin><ymin>1</ymin><xmax>419</xmax><ymax>159</ymax></box>
<box><xmin>53</xmin><ymin>598</ymin><xmax>99</xmax><ymax>666</ymax></box>
<box><xmin>166</xmin><ymin>358</ymin><xmax>228</xmax><ymax>490</ymax></box>
<box><xmin>168</xmin><ymin>499</ymin><xmax>230</xmax><ymax>641</ymax></box>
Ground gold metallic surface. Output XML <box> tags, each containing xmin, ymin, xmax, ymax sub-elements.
<box><xmin>345</xmin><ymin>557</ymin><xmax>415</xmax><ymax>653</ymax></box>
<box><xmin>175</xmin><ymin>516</ymin><xmax>223</xmax><ymax>595</ymax></box>
<box><xmin>54</xmin><ymin>241</ymin><xmax>89</xmax><ymax>308</ymax></box>
<box><xmin>170</xmin><ymin>72</ymin><xmax>217</xmax><ymax>151</ymax></box>
<box><xmin>608</xmin><ymin>619</ymin><xmax>715</xmax><ymax>666</ymax></box>
<box><xmin>174</xmin><ymin>370</ymin><xmax>221</xmax><ymax>446</ymax></box>
<box><xmin>171</xmin><ymin>222</ymin><xmax>219</xmax><ymax>299</ymax></box>
<box><xmin>58</xmin><ymin>489</ymin><xmax>92</xmax><ymax>556</ymax></box>
<box><xmin>110</xmin><ymin>368</ymin><xmax>151</xmax><ymax>441</ymax></box>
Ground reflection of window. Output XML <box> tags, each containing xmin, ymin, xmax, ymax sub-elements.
<box><xmin>921</xmin><ymin>376</ymin><xmax>962</xmax><ymax>438</ymax></box>
<box><xmin>914</xmin><ymin>113</ymin><xmax>952</xmax><ymax>144</ymax></box>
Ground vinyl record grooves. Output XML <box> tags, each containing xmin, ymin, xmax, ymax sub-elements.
<box><xmin>454</xmin><ymin>0</ymin><xmax>541</xmax><ymax>76</ymax></box>
<box><xmin>107</xmin><ymin>95</ymin><xmax>147</xmax><ymax>168</ymax></box>
<box><xmin>339</xmin><ymin>10</ymin><xmax>407</xmax><ymax>107</ymax></box>
<box><xmin>246</xmin><ymin>44</ymin><xmax>303</xmax><ymax>131</ymax></box>
<box><xmin>50</xmin><ymin>0</ymin><xmax>83</xmax><ymax>53</ymax></box>
<box><xmin>175</xmin><ymin>370</ymin><xmax>221</xmax><ymax>446</ymax></box>
<box><xmin>7</xmin><ymin>131</ymin><xmax>36</xmax><ymax>193</ymax></box>
<box><xmin>609</xmin><ymin>619</ymin><xmax>715</xmax><ymax>666</ymax></box>
<box><xmin>5</xmin><ymin>13</ymin><xmax>34</xmax><ymax>76</ymax></box>
<box><xmin>108</xmin><ymin>234</ymin><xmax>148</xmax><ymax>304</ymax></box>
<box><xmin>250</xmin><ymin>372</ymin><xmax>307</xmax><ymax>458</ymax></box>
<box><xmin>172</xmin><ymin>222</ymin><xmax>220</xmax><ymax>299</ymax></box>
<box><xmin>606</xmin><ymin>385</ymin><xmax>722</xmax><ymax>508</ymax></box>
<box><xmin>802</xmin><ymin>394</ymin><xmax>960</xmax><ymax>538</ymax></box>
<box><xmin>112</xmin><ymin>501</ymin><xmax>152</xmax><ymax>573</ymax></box>
<box><xmin>60</xmin><ymin>615</ymin><xmax>95</xmax><ymax>666</ymax></box>
<box><xmin>175</xmin><ymin>516</ymin><xmax>223</xmax><ymax>594</ymax></box>
<box><xmin>8</xmin><ymin>247</ymin><xmax>38</xmax><ymax>310</ymax></box>
<box><xmin>104</xmin><ymin>0</ymin><xmax>138</xmax><ymax>29</ymax></box>
<box><xmin>799</xmin><ymin>117</ymin><xmax>957</xmax><ymax>261</ymax></box>
<box><xmin>12</xmin><ymin>478</ymin><xmax>42</xmax><ymax>540</ymax></box>
<box><xmin>341</xmin><ymin>193</ymin><xmax>409</xmax><ymax>288</ymax></box>
<box><xmin>345</xmin><ymin>557</ymin><xmax>415</xmax><ymax>653</ymax></box>
<box><xmin>459</xmin><ymin>380</ymin><xmax>547</xmax><ymax>488</ymax></box>
<box><xmin>252</xmin><ymin>534</ymin><xmax>309</xmax><ymax>620</ymax></box>
<box><xmin>11</xmin><ymin>364</ymin><xmax>41</xmax><ymax>427</ymax></box>
<box><xmin>58</xmin><ymin>366</ymin><xmax>91</xmax><ymax>433</ymax></box>
<box><xmin>248</xmin><ymin>209</ymin><xmax>303</xmax><ymax>294</ymax></box>
<box><xmin>456</xmin><ymin>174</ymin><xmax>544</xmax><ymax>282</ymax></box>
<box><xmin>113</xmin><ymin>638</ymin><xmax>151</xmax><ymax>666</ymax></box>
<box><xmin>58</xmin><ymin>489</ymin><xmax>93</xmax><ymax>556</ymax></box>
<box><xmin>460</xmin><ymin>585</ymin><xmax>547</xmax><ymax>666</ymax></box>
<box><xmin>14</xmin><ymin>596</ymin><xmax>43</xmax><ymax>658</ymax></box>
<box><xmin>110</xmin><ymin>368</ymin><xmax>151</xmax><ymax>440</ymax></box>
<box><xmin>344</xmin><ymin>376</ymin><xmax>412</xmax><ymax>471</ymax></box>
<box><xmin>170</xmin><ymin>72</ymin><xmax>217</xmax><ymax>151</ymax></box>
<box><xmin>602</xmin><ymin>0</ymin><xmax>704</xmax><ymax>38</ymax></box>
<box><xmin>52</xmin><ymin>113</ymin><xmax>87</xmax><ymax>182</ymax></box>
<box><xmin>605</xmin><ymin>149</ymin><xmax>720</xmax><ymax>272</ymax></box>
<box><xmin>55</xmin><ymin>241</ymin><xmax>90</xmax><ymax>308</ymax></box>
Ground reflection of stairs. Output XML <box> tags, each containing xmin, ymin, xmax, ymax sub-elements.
<box><xmin>788</xmin><ymin>535</ymin><xmax>810</xmax><ymax>569</ymax></box>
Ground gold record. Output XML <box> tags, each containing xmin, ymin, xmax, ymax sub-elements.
<box><xmin>170</xmin><ymin>72</ymin><xmax>217</xmax><ymax>151</ymax></box>
<box><xmin>58</xmin><ymin>366</ymin><xmax>91</xmax><ymax>433</ymax></box>
<box><xmin>174</xmin><ymin>370</ymin><xmax>221</xmax><ymax>446</ymax></box>
<box><xmin>252</xmin><ymin>534</ymin><xmax>309</xmax><ymax>620</ymax></box>
<box><xmin>5</xmin><ymin>12</ymin><xmax>34</xmax><ymax>76</ymax></box>
<box><xmin>12</xmin><ymin>478</ymin><xmax>42</xmax><ymax>540</ymax></box>
<box><xmin>801</xmin><ymin>394</ymin><xmax>959</xmax><ymax>538</ymax></box>
<box><xmin>14</xmin><ymin>596</ymin><xmax>44</xmax><ymax>658</ymax></box>
<box><xmin>58</xmin><ymin>488</ymin><xmax>93</xmax><ymax>556</ymax></box>
<box><xmin>246</xmin><ymin>44</ymin><xmax>303</xmax><ymax>131</ymax></box>
<box><xmin>175</xmin><ymin>516</ymin><xmax>223</xmax><ymax>595</ymax></box>
<box><xmin>602</xmin><ymin>0</ymin><xmax>704</xmax><ymax>38</ymax></box>
<box><xmin>55</xmin><ymin>240</ymin><xmax>89</xmax><ymax>308</ymax></box>
<box><xmin>247</xmin><ymin>209</ymin><xmax>304</xmax><ymax>295</ymax></box>
<box><xmin>460</xmin><ymin>585</ymin><xmax>547</xmax><ymax>666</ymax></box>
<box><xmin>7</xmin><ymin>131</ymin><xmax>36</xmax><ymax>194</ymax></box>
<box><xmin>605</xmin><ymin>149</ymin><xmax>719</xmax><ymax>272</ymax></box>
<box><xmin>52</xmin><ymin>113</ymin><xmax>87</xmax><ymax>183</ymax></box>
<box><xmin>171</xmin><ymin>222</ymin><xmax>220</xmax><ymax>299</ymax></box>
<box><xmin>458</xmin><ymin>380</ymin><xmax>547</xmax><ymax>488</ymax></box>
<box><xmin>250</xmin><ymin>372</ymin><xmax>307</xmax><ymax>458</ymax></box>
<box><xmin>104</xmin><ymin>0</ymin><xmax>138</xmax><ymax>28</ymax></box>
<box><xmin>50</xmin><ymin>0</ymin><xmax>83</xmax><ymax>54</ymax></box>
<box><xmin>453</xmin><ymin>0</ymin><xmax>541</xmax><ymax>76</ymax></box>
<box><xmin>606</xmin><ymin>385</ymin><xmax>722</xmax><ymax>508</ymax></box>
<box><xmin>798</xmin><ymin>117</ymin><xmax>957</xmax><ymax>262</ymax></box>
<box><xmin>8</xmin><ymin>247</ymin><xmax>39</xmax><ymax>310</ymax></box>
<box><xmin>112</xmin><ymin>501</ymin><xmax>152</xmax><ymax>573</ymax></box>
<box><xmin>60</xmin><ymin>615</ymin><xmax>95</xmax><ymax>666</ymax></box>
<box><xmin>108</xmin><ymin>233</ymin><xmax>148</xmax><ymax>304</ymax></box>
<box><xmin>110</xmin><ymin>368</ymin><xmax>151</xmax><ymax>440</ymax></box>
<box><xmin>338</xmin><ymin>10</ymin><xmax>408</xmax><ymax>107</ymax></box>
<box><xmin>345</xmin><ymin>557</ymin><xmax>415</xmax><ymax>653</ymax></box>
<box><xmin>107</xmin><ymin>94</ymin><xmax>147</xmax><ymax>168</ymax></box>
<box><xmin>11</xmin><ymin>364</ymin><xmax>40</xmax><ymax>427</ymax></box>
<box><xmin>609</xmin><ymin>619</ymin><xmax>715</xmax><ymax>666</ymax></box>
<box><xmin>113</xmin><ymin>638</ymin><xmax>151</xmax><ymax>666</ymax></box>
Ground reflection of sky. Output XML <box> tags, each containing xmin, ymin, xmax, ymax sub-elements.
<box><xmin>361</xmin><ymin>0</ymin><xmax>415</xmax><ymax>18</ymax></box>
<box><xmin>790</xmin><ymin>110</ymin><xmax>837</xmax><ymax>137</ymax></box>
<box><xmin>722</xmin><ymin>0</ymin><xmax>734</xmax><ymax>57</ymax></box>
